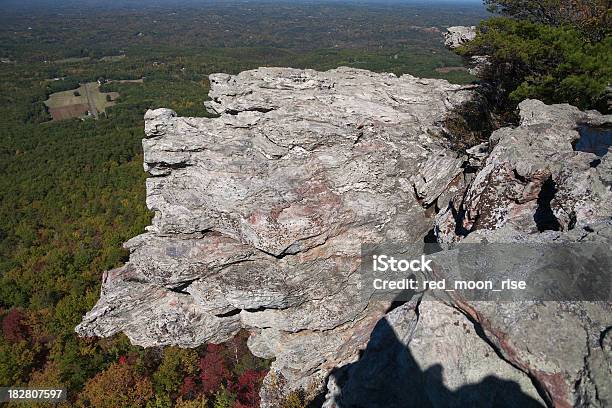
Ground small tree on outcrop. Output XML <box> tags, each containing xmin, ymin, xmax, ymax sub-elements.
<box><xmin>484</xmin><ymin>0</ymin><xmax>610</xmax><ymax>39</ymax></box>
<box><xmin>460</xmin><ymin>18</ymin><xmax>610</xmax><ymax>112</ymax></box>
<box><xmin>459</xmin><ymin>0</ymin><xmax>611</xmax><ymax>113</ymax></box>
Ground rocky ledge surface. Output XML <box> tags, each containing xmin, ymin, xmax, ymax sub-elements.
<box><xmin>77</xmin><ymin>67</ymin><xmax>611</xmax><ymax>407</ymax></box>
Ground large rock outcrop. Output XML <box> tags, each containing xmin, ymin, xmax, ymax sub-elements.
<box><xmin>443</xmin><ymin>25</ymin><xmax>489</xmax><ymax>75</ymax></box>
<box><xmin>444</xmin><ymin>26</ymin><xmax>477</xmax><ymax>49</ymax></box>
<box><xmin>323</xmin><ymin>103</ymin><xmax>611</xmax><ymax>408</ymax></box>
<box><xmin>77</xmin><ymin>66</ymin><xmax>478</xmax><ymax>394</ymax></box>
<box><xmin>77</xmin><ymin>67</ymin><xmax>611</xmax><ymax>407</ymax></box>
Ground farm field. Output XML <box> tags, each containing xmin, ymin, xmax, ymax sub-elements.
<box><xmin>111</xmin><ymin>78</ymin><xmax>144</xmax><ymax>84</ymax></box>
<box><xmin>44</xmin><ymin>82</ymin><xmax>119</xmax><ymax>120</ymax></box>
<box><xmin>100</xmin><ymin>55</ymin><xmax>126</xmax><ymax>62</ymax></box>
<box><xmin>435</xmin><ymin>66</ymin><xmax>469</xmax><ymax>74</ymax></box>
<box><xmin>54</xmin><ymin>56</ymin><xmax>91</xmax><ymax>64</ymax></box>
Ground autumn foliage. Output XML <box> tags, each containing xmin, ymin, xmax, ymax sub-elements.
<box><xmin>232</xmin><ymin>370</ymin><xmax>267</xmax><ymax>407</ymax></box>
<box><xmin>1</xmin><ymin>308</ymin><xmax>29</xmax><ymax>343</ymax></box>
<box><xmin>78</xmin><ymin>362</ymin><xmax>154</xmax><ymax>408</ymax></box>
<box><xmin>72</xmin><ymin>333</ymin><xmax>269</xmax><ymax>408</ymax></box>
<box><xmin>0</xmin><ymin>310</ymin><xmax>269</xmax><ymax>408</ymax></box>
<box><xmin>200</xmin><ymin>344</ymin><xmax>231</xmax><ymax>394</ymax></box>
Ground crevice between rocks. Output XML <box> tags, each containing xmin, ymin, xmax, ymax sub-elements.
<box><xmin>149</xmin><ymin>161</ymin><xmax>192</xmax><ymax>170</ymax></box>
<box><xmin>411</xmin><ymin>183</ymin><xmax>439</xmax><ymax>215</ymax></box>
<box><xmin>145</xmin><ymin>161</ymin><xmax>193</xmax><ymax>177</ymax></box>
<box><xmin>166</xmin><ymin>279</ymin><xmax>198</xmax><ymax>295</ymax></box>
<box><xmin>441</xmin><ymin>95</ymin><xmax>496</xmax><ymax>154</ymax></box>
<box><xmin>450</xmin><ymin>201</ymin><xmax>475</xmax><ymax>238</ymax></box>
<box><xmin>384</xmin><ymin>276</ymin><xmax>424</xmax><ymax>315</ymax></box>
<box><xmin>215</xmin><ymin>309</ymin><xmax>242</xmax><ymax>318</ymax></box>
<box><xmin>534</xmin><ymin>176</ymin><xmax>561</xmax><ymax>232</ymax></box>
<box><xmin>226</xmin><ymin>106</ymin><xmax>275</xmax><ymax>115</ymax></box>
<box><xmin>255</xmin><ymin>232</ymin><xmax>331</xmax><ymax>260</ymax></box>
<box><xmin>599</xmin><ymin>326</ymin><xmax>611</xmax><ymax>349</ymax></box>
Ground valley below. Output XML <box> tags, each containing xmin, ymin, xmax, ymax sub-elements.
<box><xmin>0</xmin><ymin>1</ymin><xmax>610</xmax><ymax>407</ymax></box>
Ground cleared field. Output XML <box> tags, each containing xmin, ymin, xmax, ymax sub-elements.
<box><xmin>435</xmin><ymin>66</ymin><xmax>469</xmax><ymax>74</ymax></box>
<box><xmin>54</xmin><ymin>56</ymin><xmax>91</xmax><ymax>64</ymax></box>
<box><xmin>100</xmin><ymin>55</ymin><xmax>126</xmax><ymax>62</ymax></box>
<box><xmin>112</xmin><ymin>78</ymin><xmax>144</xmax><ymax>84</ymax></box>
<box><xmin>48</xmin><ymin>104</ymin><xmax>89</xmax><ymax>120</ymax></box>
<box><xmin>44</xmin><ymin>82</ymin><xmax>119</xmax><ymax>121</ymax></box>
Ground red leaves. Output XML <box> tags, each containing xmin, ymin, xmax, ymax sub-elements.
<box><xmin>199</xmin><ymin>343</ymin><xmax>230</xmax><ymax>394</ymax></box>
<box><xmin>198</xmin><ymin>342</ymin><xmax>268</xmax><ymax>407</ymax></box>
<box><xmin>1</xmin><ymin>308</ymin><xmax>29</xmax><ymax>343</ymax></box>
<box><xmin>232</xmin><ymin>370</ymin><xmax>267</xmax><ymax>407</ymax></box>
<box><xmin>179</xmin><ymin>376</ymin><xmax>198</xmax><ymax>398</ymax></box>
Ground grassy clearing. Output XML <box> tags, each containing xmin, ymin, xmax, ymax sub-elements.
<box><xmin>100</xmin><ymin>55</ymin><xmax>126</xmax><ymax>62</ymax></box>
<box><xmin>111</xmin><ymin>78</ymin><xmax>144</xmax><ymax>84</ymax></box>
<box><xmin>54</xmin><ymin>56</ymin><xmax>91</xmax><ymax>64</ymax></box>
<box><xmin>435</xmin><ymin>66</ymin><xmax>469</xmax><ymax>74</ymax></box>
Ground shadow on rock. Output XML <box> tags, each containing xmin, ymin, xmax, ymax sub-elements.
<box><xmin>320</xmin><ymin>317</ymin><xmax>544</xmax><ymax>408</ymax></box>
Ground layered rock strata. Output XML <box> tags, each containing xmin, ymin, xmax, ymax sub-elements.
<box><xmin>77</xmin><ymin>67</ymin><xmax>611</xmax><ymax>407</ymax></box>
<box><xmin>78</xmin><ymin>66</ymin><xmax>476</xmax><ymax>393</ymax></box>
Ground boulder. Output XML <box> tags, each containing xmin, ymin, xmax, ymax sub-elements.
<box><xmin>444</xmin><ymin>26</ymin><xmax>477</xmax><ymax>49</ymax></box>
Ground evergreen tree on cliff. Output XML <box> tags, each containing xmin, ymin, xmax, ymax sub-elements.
<box><xmin>462</xmin><ymin>0</ymin><xmax>611</xmax><ymax>113</ymax></box>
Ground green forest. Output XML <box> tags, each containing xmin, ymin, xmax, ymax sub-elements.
<box><xmin>0</xmin><ymin>0</ymin><xmax>609</xmax><ymax>406</ymax></box>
